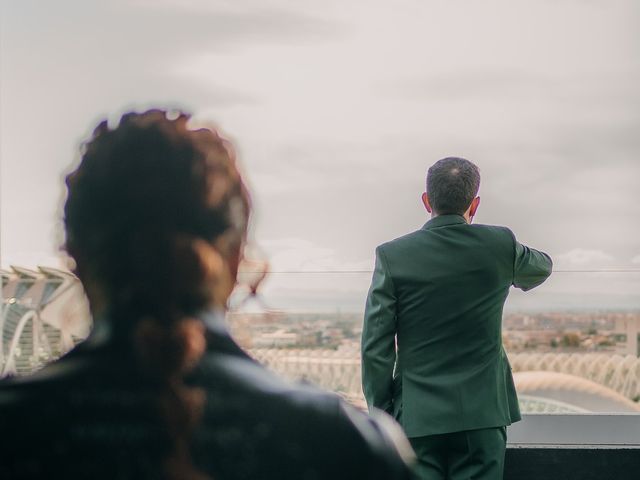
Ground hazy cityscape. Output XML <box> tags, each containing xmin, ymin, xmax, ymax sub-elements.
<box><xmin>229</xmin><ymin>310</ymin><xmax>640</xmax><ymax>356</ymax></box>
<box><xmin>228</xmin><ymin>309</ymin><xmax>640</xmax><ymax>410</ymax></box>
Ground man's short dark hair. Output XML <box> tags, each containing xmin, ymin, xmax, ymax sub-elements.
<box><xmin>426</xmin><ymin>157</ymin><xmax>480</xmax><ymax>215</ymax></box>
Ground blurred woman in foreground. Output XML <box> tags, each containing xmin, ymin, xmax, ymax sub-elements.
<box><xmin>0</xmin><ymin>110</ymin><xmax>414</xmax><ymax>479</ymax></box>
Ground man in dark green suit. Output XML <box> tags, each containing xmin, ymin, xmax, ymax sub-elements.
<box><xmin>361</xmin><ymin>157</ymin><xmax>552</xmax><ymax>480</ymax></box>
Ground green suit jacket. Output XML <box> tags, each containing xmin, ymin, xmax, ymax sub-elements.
<box><xmin>361</xmin><ymin>215</ymin><xmax>552</xmax><ymax>438</ymax></box>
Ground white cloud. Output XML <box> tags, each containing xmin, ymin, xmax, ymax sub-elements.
<box><xmin>555</xmin><ymin>248</ymin><xmax>614</xmax><ymax>266</ymax></box>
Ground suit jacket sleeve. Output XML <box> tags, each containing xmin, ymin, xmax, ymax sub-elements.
<box><xmin>361</xmin><ymin>246</ymin><xmax>398</xmax><ymax>414</ymax></box>
<box><xmin>510</xmin><ymin>231</ymin><xmax>553</xmax><ymax>291</ymax></box>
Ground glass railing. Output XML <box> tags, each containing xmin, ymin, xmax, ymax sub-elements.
<box><xmin>2</xmin><ymin>268</ymin><xmax>639</xmax><ymax>413</ymax></box>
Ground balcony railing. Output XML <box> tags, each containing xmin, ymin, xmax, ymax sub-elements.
<box><xmin>2</xmin><ymin>267</ymin><xmax>639</xmax><ymax>411</ymax></box>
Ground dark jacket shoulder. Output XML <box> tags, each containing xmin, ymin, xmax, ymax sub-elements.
<box><xmin>0</xmin><ymin>319</ymin><xmax>415</xmax><ymax>480</ymax></box>
<box><xmin>191</xmin><ymin>330</ymin><xmax>414</xmax><ymax>479</ymax></box>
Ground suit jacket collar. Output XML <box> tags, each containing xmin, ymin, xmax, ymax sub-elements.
<box><xmin>422</xmin><ymin>214</ymin><xmax>468</xmax><ymax>231</ymax></box>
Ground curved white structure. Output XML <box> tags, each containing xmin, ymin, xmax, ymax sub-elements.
<box><xmin>0</xmin><ymin>266</ymin><xmax>91</xmax><ymax>377</ymax></box>
<box><xmin>513</xmin><ymin>371</ymin><xmax>640</xmax><ymax>413</ymax></box>
<box><xmin>250</xmin><ymin>348</ymin><xmax>640</xmax><ymax>413</ymax></box>
<box><xmin>509</xmin><ymin>353</ymin><xmax>640</xmax><ymax>402</ymax></box>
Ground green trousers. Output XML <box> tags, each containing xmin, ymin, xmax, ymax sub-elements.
<box><xmin>408</xmin><ymin>427</ymin><xmax>506</xmax><ymax>480</ymax></box>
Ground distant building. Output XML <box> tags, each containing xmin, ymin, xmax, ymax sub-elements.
<box><xmin>1</xmin><ymin>266</ymin><xmax>91</xmax><ymax>377</ymax></box>
<box><xmin>613</xmin><ymin>316</ymin><xmax>640</xmax><ymax>356</ymax></box>
<box><xmin>253</xmin><ymin>329</ymin><xmax>300</xmax><ymax>348</ymax></box>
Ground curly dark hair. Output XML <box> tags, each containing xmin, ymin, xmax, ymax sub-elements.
<box><xmin>426</xmin><ymin>157</ymin><xmax>480</xmax><ymax>215</ymax></box>
<box><xmin>64</xmin><ymin>109</ymin><xmax>251</xmax><ymax>480</ymax></box>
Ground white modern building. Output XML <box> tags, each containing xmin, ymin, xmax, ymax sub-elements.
<box><xmin>0</xmin><ymin>266</ymin><xmax>91</xmax><ymax>377</ymax></box>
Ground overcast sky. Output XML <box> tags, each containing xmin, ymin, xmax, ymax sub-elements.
<box><xmin>1</xmin><ymin>0</ymin><xmax>639</xmax><ymax>311</ymax></box>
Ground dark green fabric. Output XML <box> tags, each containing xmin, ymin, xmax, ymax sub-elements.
<box><xmin>409</xmin><ymin>427</ymin><xmax>506</xmax><ymax>480</ymax></box>
<box><xmin>362</xmin><ymin>215</ymin><xmax>552</xmax><ymax>438</ymax></box>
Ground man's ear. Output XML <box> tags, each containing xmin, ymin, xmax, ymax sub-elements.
<box><xmin>469</xmin><ymin>196</ymin><xmax>480</xmax><ymax>217</ymax></box>
<box><xmin>421</xmin><ymin>192</ymin><xmax>432</xmax><ymax>213</ymax></box>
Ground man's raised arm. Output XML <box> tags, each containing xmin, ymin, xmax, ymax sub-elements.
<box><xmin>511</xmin><ymin>234</ymin><xmax>553</xmax><ymax>291</ymax></box>
<box><xmin>361</xmin><ymin>246</ymin><xmax>398</xmax><ymax>414</ymax></box>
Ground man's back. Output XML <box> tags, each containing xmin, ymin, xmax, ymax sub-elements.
<box><xmin>365</xmin><ymin>214</ymin><xmax>551</xmax><ymax>437</ymax></box>
<box><xmin>361</xmin><ymin>157</ymin><xmax>553</xmax><ymax>480</ymax></box>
